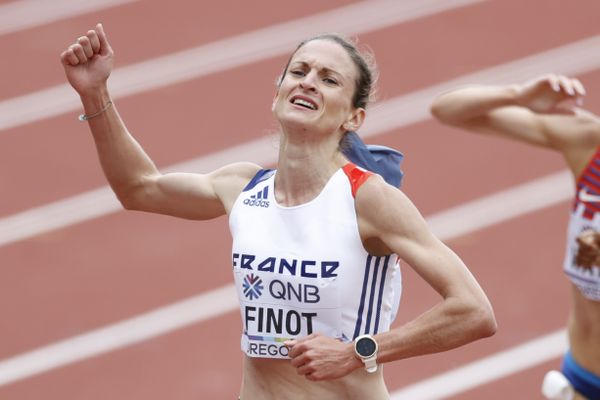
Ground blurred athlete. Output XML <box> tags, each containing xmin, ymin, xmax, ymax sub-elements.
<box><xmin>431</xmin><ymin>74</ymin><xmax>600</xmax><ymax>400</ymax></box>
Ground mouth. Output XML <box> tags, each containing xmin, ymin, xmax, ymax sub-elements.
<box><xmin>289</xmin><ymin>95</ymin><xmax>318</xmax><ymax>110</ymax></box>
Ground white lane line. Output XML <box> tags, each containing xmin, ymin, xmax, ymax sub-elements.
<box><xmin>0</xmin><ymin>167</ymin><xmax>573</xmax><ymax>387</ymax></box>
<box><xmin>427</xmin><ymin>170</ymin><xmax>573</xmax><ymax>240</ymax></box>
<box><xmin>390</xmin><ymin>330</ymin><xmax>569</xmax><ymax>400</ymax></box>
<box><xmin>0</xmin><ymin>0</ymin><xmax>138</xmax><ymax>36</ymax></box>
<box><xmin>0</xmin><ymin>285</ymin><xmax>238</xmax><ymax>387</ymax></box>
<box><xmin>1</xmin><ymin>34</ymin><xmax>597</xmax><ymax>248</ymax></box>
<box><xmin>360</xmin><ymin>34</ymin><xmax>600</xmax><ymax>136</ymax></box>
<box><xmin>0</xmin><ymin>0</ymin><xmax>483</xmax><ymax>132</ymax></box>
<box><xmin>0</xmin><ymin>4</ymin><xmax>592</xmax><ymax>392</ymax></box>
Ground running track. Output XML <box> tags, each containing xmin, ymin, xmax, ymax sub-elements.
<box><xmin>1</xmin><ymin>0</ymin><xmax>599</xmax><ymax>398</ymax></box>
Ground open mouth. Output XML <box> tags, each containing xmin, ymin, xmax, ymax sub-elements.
<box><xmin>290</xmin><ymin>95</ymin><xmax>318</xmax><ymax>110</ymax></box>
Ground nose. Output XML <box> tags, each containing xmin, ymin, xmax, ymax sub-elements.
<box><xmin>299</xmin><ymin>70</ymin><xmax>318</xmax><ymax>92</ymax></box>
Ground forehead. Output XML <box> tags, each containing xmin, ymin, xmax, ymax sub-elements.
<box><xmin>290</xmin><ymin>39</ymin><xmax>357</xmax><ymax>77</ymax></box>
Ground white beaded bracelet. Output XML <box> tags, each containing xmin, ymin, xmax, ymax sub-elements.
<box><xmin>78</xmin><ymin>100</ymin><xmax>113</xmax><ymax>121</ymax></box>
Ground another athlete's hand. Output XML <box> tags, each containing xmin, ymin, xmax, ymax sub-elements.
<box><xmin>285</xmin><ymin>333</ymin><xmax>362</xmax><ymax>381</ymax></box>
<box><xmin>516</xmin><ymin>74</ymin><xmax>586</xmax><ymax>115</ymax></box>
<box><xmin>575</xmin><ymin>230</ymin><xmax>600</xmax><ymax>268</ymax></box>
<box><xmin>60</xmin><ymin>23</ymin><xmax>113</xmax><ymax>96</ymax></box>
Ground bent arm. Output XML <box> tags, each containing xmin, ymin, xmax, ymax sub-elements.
<box><xmin>81</xmin><ymin>88</ymin><xmax>260</xmax><ymax>219</ymax></box>
<box><xmin>356</xmin><ymin>177</ymin><xmax>497</xmax><ymax>362</ymax></box>
<box><xmin>61</xmin><ymin>24</ymin><xmax>260</xmax><ymax>219</ymax></box>
<box><xmin>430</xmin><ymin>75</ymin><xmax>598</xmax><ymax>149</ymax></box>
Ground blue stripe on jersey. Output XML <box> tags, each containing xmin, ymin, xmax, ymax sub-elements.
<box><xmin>589</xmin><ymin>165</ymin><xmax>600</xmax><ymax>179</ymax></box>
<box><xmin>243</xmin><ymin>169</ymin><xmax>275</xmax><ymax>192</ymax></box>
<box><xmin>582</xmin><ymin>174</ymin><xmax>600</xmax><ymax>188</ymax></box>
<box><xmin>364</xmin><ymin>256</ymin><xmax>382</xmax><ymax>335</ymax></box>
<box><xmin>373</xmin><ymin>255</ymin><xmax>390</xmax><ymax>334</ymax></box>
<box><xmin>353</xmin><ymin>255</ymin><xmax>373</xmax><ymax>340</ymax></box>
<box><xmin>566</xmin><ymin>270</ymin><xmax>599</xmax><ymax>285</ymax></box>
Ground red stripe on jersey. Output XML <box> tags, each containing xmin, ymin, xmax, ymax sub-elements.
<box><xmin>342</xmin><ymin>163</ymin><xmax>373</xmax><ymax>197</ymax></box>
<box><xmin>574</xmin><ymin>148</ymin><xmax>600</xmax><ymax>218</ymax></box>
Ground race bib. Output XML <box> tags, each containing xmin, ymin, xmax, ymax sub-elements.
<box><xmin>234</xmin><ymin>267</ymin><xmax>341</xmax><ymax>359</ymax></box>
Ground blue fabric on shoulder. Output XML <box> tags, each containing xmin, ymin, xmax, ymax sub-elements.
<box><xmin>242</xmin><ymin>169</ymin><xmax>275</xmax><ymax>192</ymax></box>
<box><xmin>342</xmin><ymin>131</ymin><xmax>404</xmax><ymax>187</ymax></box>
<box><xmin>561</xmin><ymin>350</ymin><xmax>600</xmax><ymax>399</ymax></box>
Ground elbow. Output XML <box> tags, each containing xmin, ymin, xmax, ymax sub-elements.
<box><xmin>469</xmin><ymin>300</ymin><xmax>497</xmax><ymax>339</ymax></box>
<box><xmin>118</xmin><ymin>196</ymin><xmax>139</xmax><ymax>211</ymax></box>
<box><xmin>429</xmin><ymin>99</ymin><xmax>445</xmax><ymax>121</ymax></box>
<box><xmin>113</xmin><ymin>186</ymin><xmax>147</xmax><ymax>212</ymax></box>
<box><xmin>111</xmin><ymin>176</ymin><xmax>155</xmax><ymax>212</ymax></box>
<box><xmin>429</xmin><ymin>98</ymin><xmax>458</xmax><ymax>126</ymax></box>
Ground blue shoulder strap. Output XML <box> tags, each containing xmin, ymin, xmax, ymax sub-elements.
<box><xmin>242</xmin><ymin>169</ymin><xmax>275</xmax><ymax>192</ymax></box>
<box><xmin>342</xmin><ymin>131</ymin><xmax>404</xmax><ymax>187</ymax></box>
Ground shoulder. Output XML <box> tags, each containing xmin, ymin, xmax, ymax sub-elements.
<box><xmin>354</xmin><ymin>173</ymin><xmax>423</xmax><ymax>236</ymax></box>
<box><xmin>211</xmin><ymin>162</ymin><xmax>263</xmax><ymax>181</ymax></box>
<box><xmin>210</xmin><ymin>162</ymin><xmax>263</xmax><ymax>211</ymax></box>
<box><xmin>542</xmin><ymin>107</ymin><xmax>600</xmax><ymax>147</ymax></box>
<box><xmin>353</xmin><ymin>173</ymin><xmax>436</xmax><ymax>257</ymax></box>
<box><xmin>570</xmin><ymin>108</ymin><xmax>600</xmax><ymax>142</ymax></box>
<box><xmin>542</xmin><ymin>108</ymin><xmax>600</xmax><ymax>173</ymax></box>
<box><xmin>354</xmin><ymin>174</ymin><xmax>414</xmax><ymax>217</ymax></box>
<box><xmin>209</xmin><ymin>162</ymin><xmax>264</xmax><ymax>192</ymax></box>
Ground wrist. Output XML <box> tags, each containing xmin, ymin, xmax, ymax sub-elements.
<box><xmin>79</xmin><ymin>87</ymin><xmax>112</xmax><ymax>116</ymax></box>
<box><xmin>79</xmin><ymin>85</ymin><xmax>110</xmax><ymax>105</ymax></box>
<box><xmin>349</xmin><ymin>344</ymin><xmax>364</xmax><ymax>371</ymax></box>
<box><xmin>502</xmin><ymin>84</ymin><xmax>522</xmax><ymax>106</ymax></box>
<box><xmin>354</xmin><ymin>334</ymin><xmax>379</xmax><ymax>373</ymax></box>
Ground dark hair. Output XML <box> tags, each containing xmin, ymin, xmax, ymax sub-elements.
<box><xmin>276</xmin><ymin>33</ymin><xmax>378</xmax><ymax>110</ymax></box>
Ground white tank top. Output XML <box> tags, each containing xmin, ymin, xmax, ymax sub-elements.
<box><xmin>229</xmin><ymin>164</ymin><xmax>401</xmax><ymax>359</ymax></box>
<box><xmin>564</xmin><ymin>149</ymin><xmax>600</xmax><ymax>301</ymax></box>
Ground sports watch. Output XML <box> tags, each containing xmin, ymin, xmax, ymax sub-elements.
<box><xmin>354</xmin><ymin>334</ymin><xmax>378</xmax><ymax>373</ymax></box>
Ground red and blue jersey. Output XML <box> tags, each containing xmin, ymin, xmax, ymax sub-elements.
<box><xmin>564</xmin><ymin>149</ymin><xmax>600</xmax><ymax>300</ymax></box>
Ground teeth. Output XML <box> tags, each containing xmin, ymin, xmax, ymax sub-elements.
<box><xmin>292</xmin><ymin>98</ymin><xmax>316</xmax><ymax>110</ymax></box>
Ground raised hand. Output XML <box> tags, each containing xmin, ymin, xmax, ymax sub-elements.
<box><xmin>60</xmin><ymin>23</ymin><xmax>114</xmax><ymax>96</ymax></box>
<box><xmin>516</xmin><ymin>74</ymin><xmax>586</xmax><ymax>114</ymax></box>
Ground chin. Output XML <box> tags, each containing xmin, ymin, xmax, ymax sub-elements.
<box><xmin>277</xmin><ymin>114</ymin><xmax>314</xmax><ymax>131</ymax></box>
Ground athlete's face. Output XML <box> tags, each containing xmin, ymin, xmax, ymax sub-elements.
<box><xmin>272</xmin><ymin>40</ymin><xmax>364</xmax><ymax>136</ymax></box>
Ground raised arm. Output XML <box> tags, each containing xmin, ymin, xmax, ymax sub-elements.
<box><xmin>356</xmin><ymin>176</ymin><xmax>496</xmax><ymax>363</ymax></box>
<box><xmin>431</xmin><ymin>75</ymin><xmax>599</xmax><ymax>148</ymax></box>
<box><xmin>60</xmin><ymin>24</ymin><xmax>260</xmax><ymax>219</ymax></box>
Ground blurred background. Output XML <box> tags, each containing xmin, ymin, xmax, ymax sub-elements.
<box><xmin>1</xmin><ymin>0</ymin><xmax>599</xmax><ymax>398</ymax></box>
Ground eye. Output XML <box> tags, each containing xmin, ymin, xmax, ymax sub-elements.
<box><xmin>290</xmin><ymin>70</ymin><xmax>305</xmax><ymax>77</ymax></box>
<box><xmin>323</xmin><ymin>77</ymin><xmax>338</xmax><ymax>85</ymax></box>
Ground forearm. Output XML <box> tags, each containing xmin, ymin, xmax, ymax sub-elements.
<box><xmin>430</xmin><ymin>84</ymin><xmax>519</xmax><ymax>126</ymax></box>
<box><xmin>375</xmin><ymin>296</ymin><xmax>496</xmax><ymax>363</ymax></box>
<box><xmin>80</xmin><ymin>86</ymin><xmax>159</xmax><ymax>208</ymax></box>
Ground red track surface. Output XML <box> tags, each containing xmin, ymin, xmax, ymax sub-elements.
<box><xmin>1</xmin><ymin>1</ymin><xmax>599</xmax><ymax>398</ymax></box>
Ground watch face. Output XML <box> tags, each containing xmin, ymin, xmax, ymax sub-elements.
<box><xmin>356</xmin><ymin>336</ymin><xmax>376</xmax><ymax>357</ymax></box>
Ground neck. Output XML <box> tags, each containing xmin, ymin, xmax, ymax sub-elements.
<box><xmin>275</xmin><ymin>128</ymin><xmax>347</xmax><ymax>206</ymax></box>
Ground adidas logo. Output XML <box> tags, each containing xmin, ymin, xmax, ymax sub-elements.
<box><xmin>243</xmin><ymin>186</ymin><xmax>270</xmax><ymax>208</ymax></box>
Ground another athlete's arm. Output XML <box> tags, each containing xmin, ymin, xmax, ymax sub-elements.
<box><xmin>60</xmin><ymin>24</ymin><xmax>260</xmax><ymax>219</ymax></box>
<box><xmin>430</xmin><ymin>74</ymin><xmax>594</xmax><ymax>148</ymax></box>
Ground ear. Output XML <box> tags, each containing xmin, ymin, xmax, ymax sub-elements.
<box><xmin>343</xmin><ymin>108</ymin><xmax>366</xmax><ymax>132</ymax></box>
